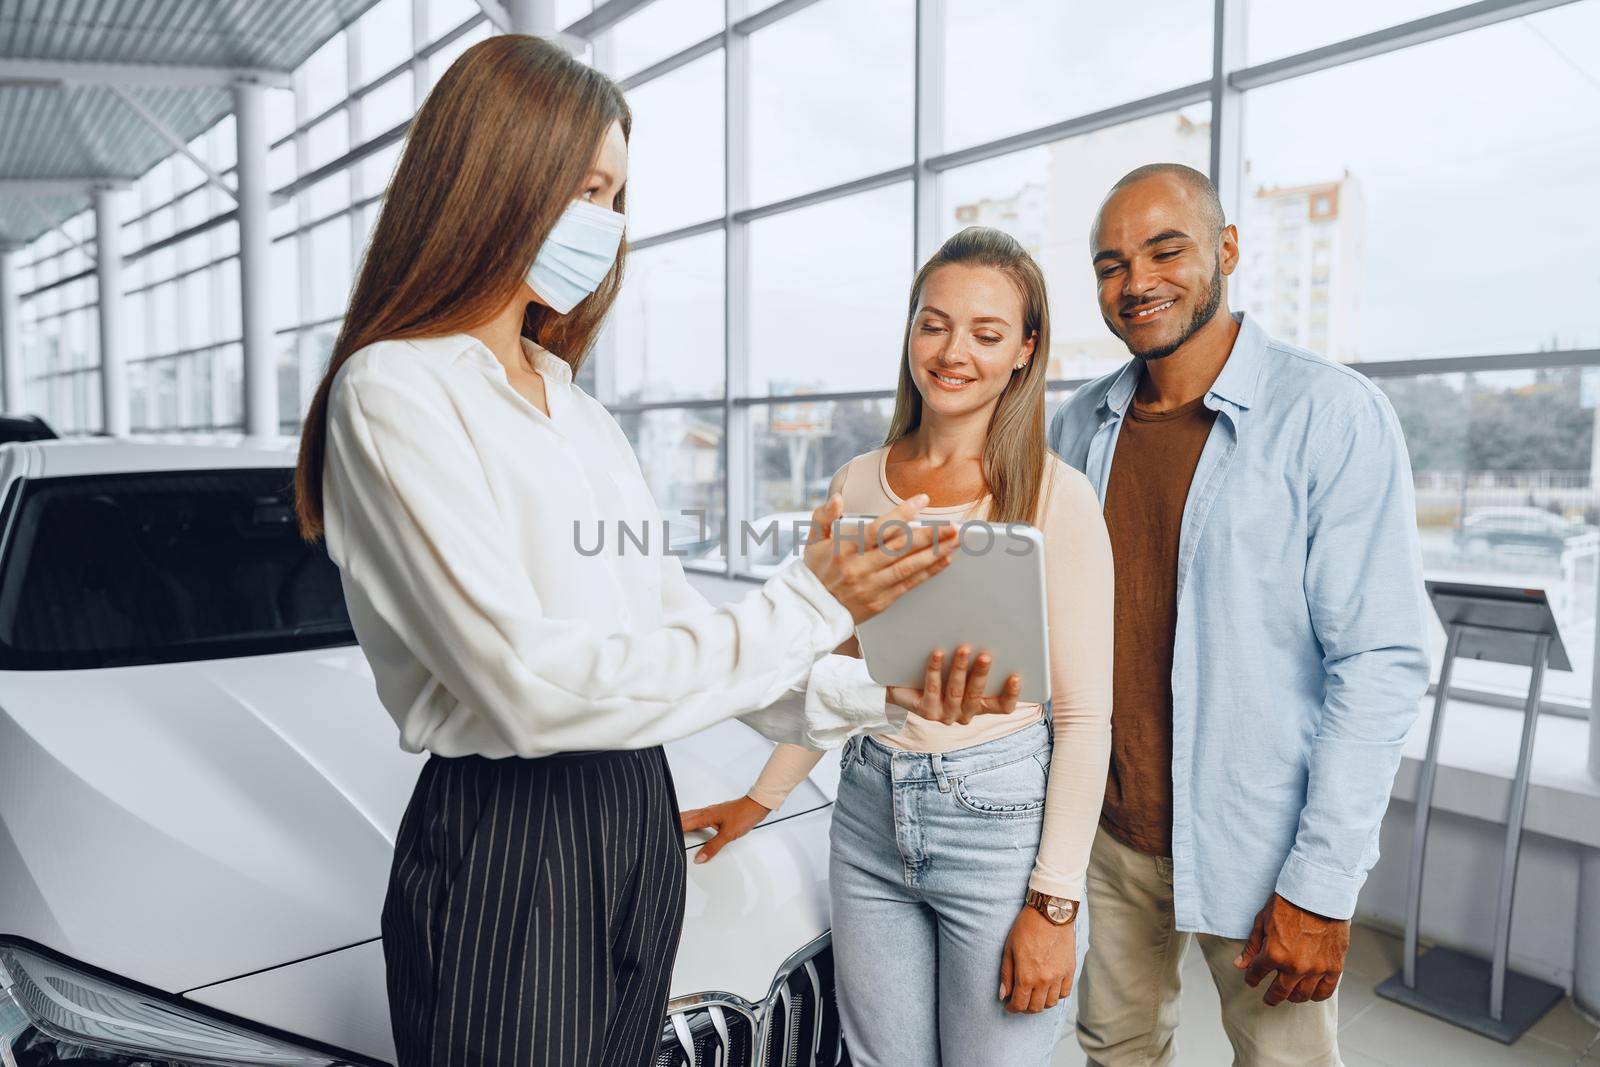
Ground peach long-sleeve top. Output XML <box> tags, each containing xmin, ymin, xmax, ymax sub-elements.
<box><xmin>746</xmin><ymin>445</ymin><xmax>1114</xmax><ymax>900</ymax></box>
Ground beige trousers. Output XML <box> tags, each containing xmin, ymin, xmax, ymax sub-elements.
<box><xmin>1077</xmin><ymin>827</ymin><xmax>1342</xmax><ymax>1067</ymax></box>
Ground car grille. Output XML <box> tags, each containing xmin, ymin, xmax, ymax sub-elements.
<box><xmin>656</xmin><ymin>935</ymin><xmax>848</xmax><ymax>1067</ymax></box>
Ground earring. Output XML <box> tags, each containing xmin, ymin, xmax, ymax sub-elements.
<box><xmin>1013</xmin><ymin>362</ymin><xmax>1025</xmax><ymax>371</ymax></box>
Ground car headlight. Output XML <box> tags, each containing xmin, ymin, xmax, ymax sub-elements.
<box><xmin>0</xmin><ymin>940</ymin><xmax>364</xmax><ymax>1066</ymax></box>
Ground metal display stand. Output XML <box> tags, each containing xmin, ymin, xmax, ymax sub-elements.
<box><xmin>1375</xmin><ymin>581</ymin><xmax>1570</xmax><ymax>1043</ymax></box>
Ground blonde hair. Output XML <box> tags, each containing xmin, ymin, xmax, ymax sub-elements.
<box><xmin>884</xmin><ymin>227</ymin><xmax>1051</xmax><ymax>525</ymax></box>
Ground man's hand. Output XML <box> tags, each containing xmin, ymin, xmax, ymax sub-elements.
<box><xmin>998</xmin><ymin>905</ymin><xmax>1077</xmax><ymax>1014</ymax></box>
<box><xmin>1235</xmin><ymin>894</ymin><xmax>1350</xmax><ymax>1006</ymax></box>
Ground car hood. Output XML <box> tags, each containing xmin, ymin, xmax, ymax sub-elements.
<box><xmin>184</xmin><ymin>806</ymin><xmax>838</xmax><ymax>1065</ymax></box>
<box><xmin>0</xmin><ymin>646</ymin><xmax>832</xmax><ymax>994</ymax></box>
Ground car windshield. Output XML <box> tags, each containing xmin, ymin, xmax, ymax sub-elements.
<box><xmin>0</xmin><ymin>418</ymin><xmax>55</xmax><ymax>444</ymax></box>
<box><xmin>0</xmin><ymin>468</ymin><xmax>354</xmax><ymax>670</ymax></box>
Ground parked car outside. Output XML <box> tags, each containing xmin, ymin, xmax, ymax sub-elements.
<box><xmin>0</xmin><ymin>438</ymin><xmax>846</xmax><ymax>1066</ymax></box>
<box><xmin>1454</xmin><ymin>505</ymin><xmax>1593</xmax><ymax>557</ymax></box>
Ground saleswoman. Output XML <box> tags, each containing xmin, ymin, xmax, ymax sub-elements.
<box><xmin>291</xmin><ymin>35</ymin><xmax>996</xmax><ymax>1067</ymax></box>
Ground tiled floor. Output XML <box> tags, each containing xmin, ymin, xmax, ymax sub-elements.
<box><xmin>1049</xmin><ymin>924</ymin><xmax>1600</xmax><ymax>1066</ymax></box>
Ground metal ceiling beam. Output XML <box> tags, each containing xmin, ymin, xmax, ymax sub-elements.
<box><xmin>1228</xmin><ymin>0</ymin><xmax>1582</xmax><ymax>90</ymax></box>
<box><xmin>106</xmin><ymin>85</ymin><xmax>238</xmax><ymax>203</ymax></box>
<box><xmin>733</xmin><ymin>0</ymin><xmax>825</xmax><ymax>36</ymax></box>
<box><xmin>471</xmin><ymin>1</ymin><xmax>583</xmax><ymax>53</ymax></box>
<box><xmin>19</xmin><ymin>200</ymin><xmax>94</xmax><ymax>266</ymax></box>
<box><xmin>0</xmin><ymin>178</ymin><xmax>132</xmax><ymax>195</ymax></box>
<box><xmin>924</xmin><ymin>80</ymin><xmax>1213</xmax><ymax>174</ymax></box>
<box><xmin>0</xmin><ymin>59</ymin><xmax>290</xmax><ymax>90</ymax></box>
<box><xmin>616</xmin><ymin>29</ymin><xmax>719</xmax><ymax>90</ymax></box>
<box><xmin>563</xmin><ymin>0</ymin><xmax>653</xmax><ymax>40</ymax></box>
<box><xmin>475</xmin><ymin>0</ymin><xmax>514</xmax><ymax>32</ymax></box>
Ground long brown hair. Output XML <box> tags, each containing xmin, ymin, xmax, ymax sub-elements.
<box><xmin>884</xmin><ymin>226</ymin><xmax>1052</xmax><ymax>525</ymax></box>
<box><xmin>294</xmin><ymin>34</ymin><xmax>631</xmax><ymax>540</ymax></box>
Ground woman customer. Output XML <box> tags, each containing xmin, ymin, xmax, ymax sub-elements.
<box><xmin>680</xmin><ymin>227</ymin><xmax>1115</xmax><ymax>1066</ymax></box>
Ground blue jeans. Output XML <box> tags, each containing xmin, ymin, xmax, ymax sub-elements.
<box><xmin>829</xmin><ymin>719</ymin><xmax>1085</xmax><ymax>1066</ymax></box>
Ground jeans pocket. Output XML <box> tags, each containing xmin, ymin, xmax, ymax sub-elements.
<box><xmin>953</xmin><ymin>752</ymin><xmax>1048</xmax><ymax>818</ymax></box>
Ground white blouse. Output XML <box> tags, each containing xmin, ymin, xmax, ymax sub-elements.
<box><xmin>321</xmin><ymin>332</ymin><xmax>901</xmax><ymax>759</ymax></box>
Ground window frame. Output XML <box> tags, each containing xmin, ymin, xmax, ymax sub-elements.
<box><xmin>11</xmin><ymin>0</ymin><xmax>1594</xmax><ymax>715</ymax></box>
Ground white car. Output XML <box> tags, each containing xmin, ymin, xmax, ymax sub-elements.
<box><xmin>0</xmin><ymin>438</ymin><xmax>847</xmax><ymax>1066</ymax></box>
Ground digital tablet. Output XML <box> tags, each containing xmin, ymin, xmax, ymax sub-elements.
<box><xmin>836</xmin><ymin>517</ymin><xmax>1051</xmax><ymax>705</ymax></box>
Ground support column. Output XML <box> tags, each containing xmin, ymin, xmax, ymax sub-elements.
<box><xmin>410</xmin><ymin>0</ymin><xmax>429</xmax><ymax>108</ymax></box>
<box><xmin>912</xmin><ymin>0</ymin><xmax>945</xmax><ymax>268</ymax></box>
<box><xmin>1592</xmin><ymin>494</ymin><xmax>1600</xmax><ymax>783</ymax></box>
<box><xmin>723</xmin><ymin>5</ymin><xmax>752</xmax><ymax>575</ymax></box>
<box><xmin>1577</xmin><ymin>850</ymin><xmax>1600</xmax><ymax>1019</ymax></box>
<box><xmin>0</xmin><ymin>246</ymin><xmax>20</xmax><ymax>414</ymax></box>
<box><xmin>0</xmin><ymin>247</ymin><xmax>21</xmax><ymax>419</ymax></box>
<box><xmin>1208</xmin><ymin>0</ymin><xmax>1247</xmax><ymax>226</ymax></box>
<box><xmin>94</xmin><ymin>187</ymin><xmax>128</xmax><ymax>436</ymax></box>
<box><xmin>234</xmin><ymin>79</ymin><xmax>276</xmax><ymax>437</ymax></box>
<box><xmin>1589</xmin><ymin>552</ymin><xmax>1600</xmax><ymax>1024</ymax></box>
<box><xmin>1589</xmin><ymin>390</ymin><xmax>1600</xmax><ymax>791</ymax></box>
<box><xmin>505</xmin><ymin>0</ymin><xmax>556</xmax><ymax>35</ymax></box>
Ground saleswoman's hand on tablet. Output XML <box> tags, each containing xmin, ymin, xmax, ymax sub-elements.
<box><xmin>887</xmin><ymin>645</ymin><xmax>1023</xmax><ymax>726</ymax></box>
<box><xmin>803</xmin><ymin>492</ymin><xmax>959</xmax><ymax>626</ymax></box>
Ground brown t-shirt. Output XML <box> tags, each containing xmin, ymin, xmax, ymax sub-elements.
<box><xmin>1100</xmin><ymin>393</ymin><xmax>1218</xmax><ymax>857</ymax></box>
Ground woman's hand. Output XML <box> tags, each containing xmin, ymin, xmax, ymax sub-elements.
<box><xmin>999</xmin><ymin>905</ymin><xmax>1077</xmax><ymax>1014</ymax></box>
<box><xmin>679</xmin><ymin>796</ymin><xmax>772</xmax><ymax>864</ymax></box>
<box><xmin>887</xmin><ymin>645</ymin><xmax>1023</xmax><ymax>726</ymax></box>
<box><xmin>803</xmin><ymin>493</ymin><xmax>959</xmax><ymax>626</ymax></box>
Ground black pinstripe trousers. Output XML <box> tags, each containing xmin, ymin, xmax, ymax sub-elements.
<box><xmin>381</xmin><ymin>746</ymin><xmax>686</xmax><ymax>1067</ymax></box>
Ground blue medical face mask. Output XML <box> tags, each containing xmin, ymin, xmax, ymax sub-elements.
<box><xmin>525</xmin><ymin>197</ymin><xmax>626</xmax><ymax>315</ymax></box>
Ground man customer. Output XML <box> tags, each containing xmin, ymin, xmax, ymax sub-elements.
<box><xmin>1048</xmin><ymin>163</ymin><xmax>1430</xmax><ymax>1066</ymax></box>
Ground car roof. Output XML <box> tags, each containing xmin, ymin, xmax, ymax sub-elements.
<box><xmin>0</xmin><ymin>435</ymin><xmax>300</xmax><ymax>483</ymax></box>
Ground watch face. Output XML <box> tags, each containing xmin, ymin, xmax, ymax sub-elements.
<box><xmin>1027</xmin><ymin>891</ymin><xmax>1075</xmax><ymax>924</ymax></box>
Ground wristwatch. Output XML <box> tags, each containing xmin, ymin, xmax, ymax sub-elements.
<box><xmin>1024</xmin><ymin>889</ymin><xmax>1079</xmax><ymax>926</ymax></box>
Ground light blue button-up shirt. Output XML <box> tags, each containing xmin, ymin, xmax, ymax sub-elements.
<box><xmin>1048</xmin><ymin>312</ymin><xmax>1430</xmax><ymax>937</ymax></box>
